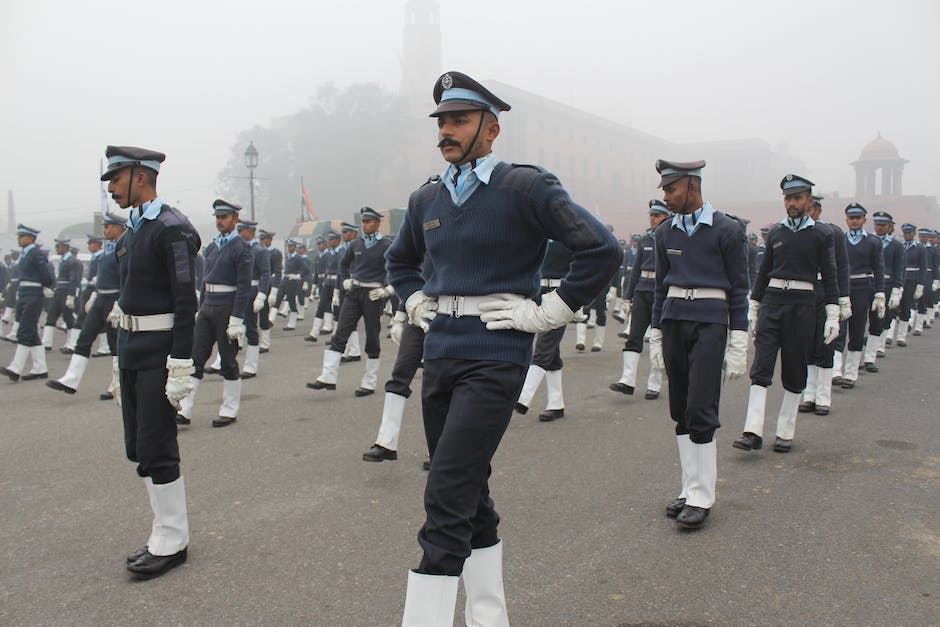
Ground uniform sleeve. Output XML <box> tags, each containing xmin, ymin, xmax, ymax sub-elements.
<box><xmin>750</xmin><ymin>232</ymin><xmax>774</xmax><ymax>303</ymax></box>
<box><xmin>832</xmin><ymin>230</ymin><xmax>850</xmax><ymax>297</ymax></box>
<box><xmin>624</xmin><ymin>244</ymin><xmax>643</xmax><ymax>300</ymax></box>
<box><xmin>720</xmin><ymin>220</ymin><xmax>750</xmax><ymax>331</ymax></box>
<box><xmin>651</xmin><ymin>226</ymin><xmax>669</xmax><ymax>329</ymax></box>
<box><xmin>259</xmin><ymin>248</ymin><xmax>272</xmax><ymax>294</ymax></box>
<box><xmin>386</xmin><ymin>190</ymin><xmax>429</xmax><ymax>304</ymax></box>
<box><xmin>890</xmin><ymin>246</ymin><xmax>905</xmax><ymax>290</ymax></box>
<box><xmin>818</xmin><ymin>229</ymin><xmax>839</xmax><ymax>304</ymax></box>
<box><xmin>872</xmin><ymin>238</ymin><xmax>885</xmax><ymax>293</ymax></box>
<box><xmin>160</xmin><ymin>226</ymin><xmax>199</xmax><ymax>360</ymax></box>
<box><xmin>232</xmin><ymin>242</ymin><xmax>253</xmax><ymax>318</ymax></box>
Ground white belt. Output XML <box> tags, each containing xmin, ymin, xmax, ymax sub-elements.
<box><xmin>540</xmin><ymin>278</ymin><xmax>562</xmax><ymax>287</ymax></box>
<box><xmin>768</xmin><ymin>278</ymin><xmax>815</xmax><ymax>291</ymax></box>
<box><xmin>850</xmin><ymin>273</ymin><xmax>873</xmax><ymax>279</ymax></box>
<box><xmin>285</xmin><ymin>273</ymin><xmax>302</xmax><ymax>280</ymax></box>
<box><xmin>884</xmin><ymin>274</ymin><xmax>891</xmax><ymax>280</ymax></box>
<box><xmin>437</xmin><ymin>294</ymin><xmax>508</xmax><ymax>317</ymax></box>
<box><xmin>205</xmin><ymin>283</ymin><xmax>237</xmax><ymax>293</ymax></box>
<box><xmin>96</xmin><ymin>288</ymin><xmax>119</xmax><ymax>295</ymax></box>
<box><xmin>666</xmin><ymin>286</ymin><xmax>726</xmax><ymax>301</ymax></box>
<box><xmin>640</xmin><ymin>270</ymin><xmax>656</xmax><ymax>279</ymax></box>
<box><xmin>119</xmin><ymin>313</ymin><xmax>174</xmax><ymax>332</ymax></box>
<box><xmin>906</xmin><ymin>267</ymin><xmax>920</xmax><ymax>271</ymax></box>
<box><xmin>56</xmin><ymin>280</ymin><xmax>71</xmax><ymax>285</ymax></box>
<box><xmin>250</xmin><ymin>280</ymin><xmax>260</xmax><ymax>286</ymax></box>
<box><xmin>351</xmin><ymin>279</ymin><xmax>383</xmax><ymax>288</ymax></box>
<box><xmin>19</xmin><ymin>281</ymin><xmax>42</xmax><ymax>287</ymax></box>
<box><xmin>324</xmin><ymin>273</ymin><xmax>338</xmax><ymax>279</ymax></box>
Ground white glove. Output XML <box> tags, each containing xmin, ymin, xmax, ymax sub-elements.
<box><xmin>302</xmin><ymin>282</ymin><xmax>309</xmax><ymax>293</ymax></box>
<box><xmin>747</xmin><ymin>299</ymin><xmax>760</xmax><ymax>335</ymax></box>
<box><xmin>606</xmin><ymin>286</ymin><xmax>617</xmax><ymax>303</ymax></box>
<box><xmin>342</xmin><ymin>278</ymin><xmax>353</xmax><ymax>291</ymax></box>
<box><xmin>0</xmin><ymin>308</ymin><xmax>13</xmax><ymax>323</ymax></box>
<box><xmin>65</xmin><ymin>295</ymin><xmax>75</xmax><ymax>309</ymax></box>
<box><xmin>838</xmin><ymin>296</ymin><xmax>852</xmax><ymax>321</ymax></box>
<box><xmin>724</xmin><ymin>329</ymin><xmax>748</xmax><ymax>380</ymax></box>
<box><xmin>871</xmin><ymin>292</ymin><xmax>886</xmax><ymax>319</ymax></box>
<box><xmin>369</xmin><ymin>285</ymin><xmax>395</xmax><ymax>301</ymax></box>
<box><xmin>620</xmin><ymin>299</ymin><xmax>632</xmax><ymax>317</ymax></box>
<box><xmin>43</xmin><ymin>287</ymin><xmax>54</xmax><ymax>298</ymax></box>
<box><xmin>888</xmin><ymin>288</ymin><xmax>901</xmax><ymax>311</ymax></box>
<box><xmin>648</xmin><ymin>328</ymin><xmax>665</xmax><ymax>371</ymax></box>
<box><xmin>84</xmin><ymin>292</ymin><xmax>97</xmax><ymax>314</ymax></box>
<box><xmin>267</xmin><ymin>287</ymin><xmax>278</xmax><ymax>307</ymax></box>
<box><xmin>823</xmin><ymin>304</ymin><xmax>840</xmax><ymax>344</ymax></box>
<box><xmin>252</xmin><ymin>292</ymin><xmax>266</xmax><ymax>313</ymax></box>
<box><xmin>934</xmin><ymin>280</ymin><xmax>939</xmax><ymax>292</ymax></box>
<box><xmin>164</xmin><ymin>356</ymin><xmax>195</xmax><ymax>410</ymax></box>
<box><xmin>108</xmin><ymin>358</ymin><xmax>121</xmax><ymax>408</ymax></box>
<box><xmin>226</xmin><ymin>316</ymin><xmax>246</xmax><ymax>340</ymax></box>
<box><xmin>479</xmin><ymin>291</ymin><xmax>576</xmax><ymax>333</ymax></box>
<box><xmin>389</xmin><ymin>310</ymin><xmax>407</xmax><ymax>345</ymax></box>
<box><xmin>331</xmin><ymin>289</ymin><xmax>340</xmax><ymax>308</ymax></box>
<box><xmin>108</xmin><ymin>302</ymin><xmax>124</xmax><ymax>328</ymax></box>
<box><xmin>914</xmin><ymin>284</ymin><xmax>924</xmax><ymax>301</ymax></box>
<box><xmin>405</xmin><ymin>290</ymin><xmax>438</xmax><ymax>332</ymax></box>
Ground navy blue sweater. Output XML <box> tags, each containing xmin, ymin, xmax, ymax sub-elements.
<box><xmin>17</xmin><ymin>246</ymin><xmax>54</xmax><ymax>294</ymax></box>
<box><xmin>341</xmin><ymin>236</ymin><xmax>392</xmax><ymax>284</ymax></box>
<box><xmin>751</xmin><ymin>223</ymin><xmax>838</xmax><ymax>305</ymax></box>
<box><xmin>268</xmin><ymin>247</ymin><xmax>283</xmax><ymax>283</ymax></box>
<box><xmin>882</xmin><ymin>239</ymin><xmax>905</xmax><ymax>291</ymax></box>
<box><xmin>56</xmin><ymin>255</ymin><xmax>83</xmax><ymax>295</ymax></box>
<box><xmin>652</xmin><ymin>211</ymin><xmax>749</xmax><ymax>330</ymax></box>
<box><xmin>625</xmin><ymin>231</ymin><xmax>656</xmax><ymax>298</ymax></box>
<box><xmin>846</xmin><ymin>233</ymin><xmax>885</xmax><ymax>293</ymax></box>
<box><xmin>97</xmin><ymin>247</ymin><xmax>121</xmax><ymax>290</ymax></box>
<box><xmin>903</xmin><ymin>243</ymin><xmax>926</xmax><ymax>286</ymax></box>
<box><xmin>249</xmin><ymin>242</ymin><xmax>272</xmax><ymax>295</ymax></box>
<box><xmin>386</xmin><ymin>162</ymin><xmax>622</xmax><ymax>366</ymax></box>
<box><xmin>202</xmin><ymin>237</ymin><xmax>252</xmax><ymax>314</ymax></box>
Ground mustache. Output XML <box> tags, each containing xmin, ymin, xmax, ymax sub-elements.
<box><xmin>437</xmin><ymin>138</ymin><xmax>461</xmax><ymax>148</ymax></box>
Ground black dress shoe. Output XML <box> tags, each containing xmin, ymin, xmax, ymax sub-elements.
<box><xmin>514</xmin><ymin>403</ymin><xmax>528</xmax><ymax>415</ymax></box>
<box><xmin>362</xmin><ymin>444</ymin><xmax>397</xmax><ymax>462</ymax></box>
<box><xmin>304</xmin><ymin>336</ymin><xmax>317</xmax><ymax>342</ymax></box>
<box><xmin>354</xmin><ymin>387</ymin><xmax>374</xmax><ymax>397</ymax></box>
<box><xmin>798</xmin><ymin>401</ymin><xmax>816</xmax><ymax>413</ymax></box>
<box><xmin>306</xmin><ymin>380</ymin><xmax>336</xmax><ymax>390</ymax></box>
<box><xmin>176</xmin><ymin>414</ymin><xmax>191</xmax><ymax>426</ymax></box>
<box><xmin>422</xmin><ymin>459</ymin><xmax>431</xmax><ymax>471</ymax></box>
<box><xmin>340</xmin><ymin>355</ymin><xmax>361</xmax><ymax>363</ymax></box>
<box><xmin>100</xmin><ymin>391</ymin><xmax>114</xmax><ymax>401</ymax></box>
<box><xmin>590</xmin><ymin>346</ymin><xmax>601</xmax><ymax>352</ymax></box>
<box><xmin>46</xmin><ymin>379</ymin><xmax>76</xmax><ymax>394</ymax></box>
<box><xmin>575</xmin><ymin>343</ymin><xmax>585</xmax><ymax>351</ymax></box>
<box><xmin>814</xmin><ymin>405</ymin><xmax>830</xmax><ymax>416</ymax></box>
<box><xmin>913</xmin><ymin>330</ymin><xmax>922</xmax><ymax>336</ymax></box>
<box><xmin>538</xmin><ymin>409</ymin><xmax>564</xmax><ymax>422</ymax></box>
<box><xmin>212</xmin><ymin>416</ymin><xmax>236</xmax><ymax>428</ymax></box>
<box><xmin>44</xmin><ymin>346</ymin><xmax>52</xmax><ymax>352</ymax></box>
<box><xmin>732</xmin><ymin>432</ymin><xmax>763</xmax><ymax>451</ymax></box>
<box><xmin>127</xmin><ymin>546</ymin><xmax>148</xmax><ymax>563</ymax></box>
<box><xmin>676</xmin><ymin>505</ymin><xmax>709</xmax><ymax>529</ymax></box>
<box><xmin>609</xmin><ymin>382</ymin><xmax>635</xmax><ymax>395</ymax></box>
<box><xmin>665</xmin><ymin>497</ymin><xmax>686</xmax><ymax>518</ymax></box>
<box><xmin>831</xmin><ymin>375</ymin><xmax>844</xmax><ymax>386</ymax></box>
<box><xmin>773</xmin><ymin>436</ymin><xmax>792</xmax><ymax>453</ymax></box>
<box><xmin>127</xmin><ymin>548</ymin><xmax>187</xmax><ymax>579</ymax></box>
<box><xmin>59</xmin><ymin>347</ymin><xmax>73</xmax><ymax>355</ymax></box>
<box><xmin>259</xmin><ymin>347</ymin><xmax>269</xmax><ymax>354</ymax></box>
<box><xmin>644</xmin><ymin>390</ymin><xmax>660</xmax><ymax>400</ymax></box>
<box><xmin>239</xmin><ymin>372</ymin><xmax>256</xmax><ymax>379</ymax></box>
<box><xmin>617</xmin><ymin>331</ymin><xmax>628</xmax><ymax>338</ymax></box>
<box><xmin>885</xmin><ymin>337</ymin><xmax>893</xmax><ymax>346</ymax></box>
<box><xmin>876</xmin><ymin>350</ymin><xmax>885</xmax><ymax>358</ymax></box>
<box><xmin>21</xmin><ymin>372</ymin><xmax>48</xmax><ymax>381</ymax></box>
<box><xmin>864</xmin><ymin>362</ymin><xmax>878</xmax><ymax>373</ymax></box>
<box><xmin>896</xmin><ymin>340</ymin><xmax>906</xmax><ymax>347</ymax></box>
<box><xmin>1</xmin><ymin>367</ymin><xmax>21</xmax><ymax>382</ymax></box>
<box><xmin>319</xmin><ymin>328</ymin><xmax>331</xmax><ymax>335</ymax></box>
<box><xmin>204</xmin><ymin>366</ymin><xmax>220</xmax><ymax>375</ymax></box>
<box><xmin>841</xmin><ymin>379</ymin><xmax>855</xmax><ymax>389</ymax></box>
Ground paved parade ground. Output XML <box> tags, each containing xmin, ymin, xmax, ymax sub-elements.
<box><xmin>1</xmin><ymin>321</ymin><xmax>938</xmax><ymax>625</ymax></box>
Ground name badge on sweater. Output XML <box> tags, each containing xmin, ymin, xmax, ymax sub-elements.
<box><xmin>423</xmin><ymin>219</ymin><xmax>441</xmax><ymax>231</ymax></box>
<box><xmin>773</xmin><ymin>241</ymin><xmax>783</xmax><ymax>248</ymax></box>
<box><xmin>116</xmin><ymin>247</ymin><xmax>127</xmax><ymax>258</ymax></box>
<box><xmin>667</xmin><ymin>248</ymin><xmax>682</xmax><ymax>256</ymax></box>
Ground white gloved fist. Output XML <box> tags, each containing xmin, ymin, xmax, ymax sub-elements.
<box><xmin>621</xmin><ymin>299</ymin><xmax>632</xmax><ymax>317</ymax></box>
<box><xmin>43</xmin><ymin>287</ymin><xmax>55</xmax><ymax>299</ymax></box>
<box><xmin>342</xmin><ymin>278</ymin><xmax>353</xmax><ymax>291</ymax></box>
<box><xmin>823</xmin><ymin>304</ymin><xmax>841</xmax><ymax>344</ymax></box>
<box><xmin>888</xmin><ymin>288</ymin><xmax>901</xmax><ymax>311</ymax></box>
<box><xmin>252</xmin><ymin>292</ymin><xmax>266</xmax><ymax>313</ymax></box>
<box><xmin>65</xmin><ymin>295</ymin><xmax>75</xmax><ymax>309</ymax></box>
<box><xmin>109</xmin><ymin>358</ymin><xmax>122</xmax><ymax>408</ymax></box>
<box><xmin>934</xmin><ymin>280</ymin><xmax>940</xmax><ymax>292</ymax></box>
<box><xmin>164</xmin><ymin>356</ymin><xmax>195</xmax><ymax>410</ymax></box>
<box><xmin>331</xmin><ymin>290</ymin><xmax>340</xmax><ymax>308</ymax></box>
<box><xmin>389</xmin><ymin>310</ymin><xmax>407</xmax><ymax>345</ymax></box>
<box><xmin>871</xmin><ymin>292</ymin><xmax>886</xmax><ymax>318</ymax></box>
<box><xmin>369</xmin><ymin>285</ymin><xmax>395</xmax><ymax>301</ymax></box>
<box><xmin>648</xmin><ymin>328</ymin><xmax>665</xmax><ymax>372</ymax></box>
<box><xmin>479</xmin><ymin>290</ymin><xmax>576</xmax><ymax>333</ymax></box>
<box><xmin>267</xmin><ymin>287</ymin><xmax>278</xmax><ymax>307</ymax></box>
<box><xmin>914</xmin><ymin>284</ymin><xmax>924</xmax><ymax>301</ymax></box>
<box><xmin>747</xmin><ymin>299</ymin><xmax>760</xmax><ymax>335</ymax></box>
<box><xmin>107</xmin><ymin>302</ymin><xmax>124</xmax><ymax>328</ymax></box>
<box><xmin>724</xmin><ymin>329</ymin><xmax>749</xmax><ymax>380</ymax></box>
<box><xmin>84</xmin><ymin>292</ymin><xmax>97</xmax><ymax>314</ymax></box>
<box><xmin>405</xmin><ymin>290</ymin><xmax>438</xmax><ymax>333</ymax></box>
<box><xmin>226</xmin><ymin>316</ymin><xmax>246</xmax><ymax>340</ymax></box>
<box><xmin>838</xmin><ymin>296</ymin><xmax>852</xmax><ymax>321</ymax></box>
<box><xmin>606</xmin><ymin>286</ymin><xmax>617</xmax><ymax>303</ymax></box>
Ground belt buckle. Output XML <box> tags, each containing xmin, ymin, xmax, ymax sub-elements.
<box><xmin>120</xmin><ymin>314</ymin><xmax>132</xmax><ymax>331</ymax></box>
<box><xmin>684</xmin><ymin>288</ymin><xmax>695</xmax><ymax>301</ymax></box>
<box><xmin>452</xmin><ymin>295</ymin><xmax>462</xmax><ymax>318</ymax></box>
<box><xmin>782</xmin><ymin>280</ymin><xmax>791</xmax><ymax>290</ymax></box>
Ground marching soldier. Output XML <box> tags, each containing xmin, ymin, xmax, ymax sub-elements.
<box><xmin>236</xmin><ymin>218</ymin><xmax>270</xmax><ymax>379</ymax></box>
<box><xmin>649</xmin><ymin>159</ymin><xmax>749</xmax><ymax>529</ymax></box>
<box><xmin>296</xmin><ymin>242</ymin><xmax>314</xmax><ymax>321</ymax></box>
<box><xmin>177</xmin><ymin>199</ymin><xmax>251</xmax><ymax>428</ymax></box>
<box><xmin>1</xmin><ymin>225</ymin><xmax>54</xmax><ymax>381</ymax></box>
<box><xmin>335</xmin><ymin>222</ymin><xmax>363</xmax><ymax>361</ymax></box>
<box><xmin>281</xmin><ymin>239</ymin><xmax>304</xmax><ymax>330</ymax></box>
<box><xmin>893</xmin><ymin>223</ymin><xmax>926</xmax><ymax>346</ymax></box>
<box><xmin>867</xmin><ymin>212</ymin><xmax>904</xmax><ymax>366</ymax></box>
<box><xmin>733</xmin><ymin>175</ymin><xmax>838</xmax><ymax>454</ymax></box>
<box><xmin>2</xmin><ymin>249</ymin><xmax>21</xmax><ymax>341</ymax></box>
<box><xmin>67</xmin><ymin>234</ymin><xmax>104</xmax><ymax>355</ymax></box>
<box><xmin>610</xmin><ymin>199</ymin><xmax>671</xmax><ymax>400</ymax></box>
<box><xmin>259</xmin><ymin>229</ymin><xmax>280</xmax><ymax>350</ymax></box>
<box><xmin>42</xmin><ymin>238</ymin><xmax>83</xmax><ymax>352</ymax></box>
<box><xmin>102</xmin><ymin>145</ymin><xmax>199</xmax><ymax>578</ymax></box>
<box><xmin>913</xmin><ymin>228</ymin><xmax>938</xmax><ymax>334</ymax></box>
<box><xmin>306</xmin><ymin>234</ymin><xmax>339</xmax><ymax>341</ymax></box>
<box><xmin>308</xmin><ymin>207</ymin><xmax>392</xmax><ymax>396</ymax></box>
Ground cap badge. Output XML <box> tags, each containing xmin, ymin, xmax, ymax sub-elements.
<box><xmin>441</xmin><ymin>74</ymin><xmax>453</xmax><ymax>90</ymax></box>
<box><xmin>786</xmin><ymin>174</ymin><xmax>793</xmax><ymax>181</ymax></box>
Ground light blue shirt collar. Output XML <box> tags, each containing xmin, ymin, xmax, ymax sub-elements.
<box><xmin>61</xmin><ymin>252</ymin><xmax>72</xmax><ymax>261</ymax></box>
<box><xmin>213</xmin><ymin>230</ymin><xmax>239</xmax><ymax>249</ymax></box>
<box><xmin>442</xmin><ymin>153</ymin><xmax>499</xmax><ymax>207</ymax></box>
<box><xmin>129</xmin><ymin>197</ymin><xmax>164</xmax><ymax>231</ymax></box>
<box><xmin>20</xmin><ymin>243</ymin><xmax>35</xmax><ymax>257</ymax></box>
<box><xmin>847</xmin><ymin>229</ymin><xmax>867</xmax><ymax>246</ymax></box>
<box><xmin>91</xmin><ymin>249</ymin><xmax>104</xmax><ymax>259</ymax></box>
<box><xmin>363</xmin><ymin>231</ymin><xmax>383</xmax><ymax>249</ymax></box>
<box><xmin>779</xmin><ymin>215</ymin><xmax>815</xmax><ymax>232</ymax></box>
<box><xmin>670</xmin><ymin>201</ymin><xmax>715</xmax><ymax>236</ymax></box>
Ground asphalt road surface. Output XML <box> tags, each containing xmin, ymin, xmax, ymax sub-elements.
<box><xmin>1</xmin><ymin>317</ymin><xmax>938</xmax><ymax>625</ymax></box>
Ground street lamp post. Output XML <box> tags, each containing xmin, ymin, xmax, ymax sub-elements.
<box><xmin>244</xmin><ymin>141</ymin><xmax>259</xmax><ymax>220</ymax></box>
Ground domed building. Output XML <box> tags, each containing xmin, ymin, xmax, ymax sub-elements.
<box><xmin>851</xmin><ymin>133</ymin><xmax>908</xmax><ymax>197</ymax></box>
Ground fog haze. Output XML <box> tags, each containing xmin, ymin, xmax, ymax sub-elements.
<box><xmin>2</xmin><ymin>0</ymin><xmax>937</xmax><ymax>235</ymax></box>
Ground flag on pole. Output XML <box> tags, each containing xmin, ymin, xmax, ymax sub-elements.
<box><xmin>301</xmin><ymin>178</ymin><xmax>316</xmax><ymax>221</ymax></box>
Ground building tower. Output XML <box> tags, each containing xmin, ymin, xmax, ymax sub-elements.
<box><xmin>400</xmin><ymin>0</ymin><xmax>441</xmax><ymax>108</ymax></box>
<box><xmin>852</xmin><ymin>133</ymin><xmax>908</xmax><ymax>198</ymax></box>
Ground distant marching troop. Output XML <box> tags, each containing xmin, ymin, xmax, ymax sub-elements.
<box><xmin>2</xmin><ymin>70</ymin><xmax>939</xmax><ymax>626</ymax></box>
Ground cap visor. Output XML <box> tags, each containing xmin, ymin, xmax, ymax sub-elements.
<box><xmin>781</xmin><ymin>186</ymin><xmax>811</xmax><ymax>196</ymax></box>
<box><xmin>429</xmin><ymin>100</ymin><xmax>488</xmax><ymax>117</ymax></box>
<box><xmin>657</xmin><ymin>173</ymin><xmax>691</xmax><ymax>188</ymax></box>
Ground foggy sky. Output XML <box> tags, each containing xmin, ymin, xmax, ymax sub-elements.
<box><xmin>2</xmin><ymin>0</ymin><xmax>938</xmax><ymax>235</ymax></box>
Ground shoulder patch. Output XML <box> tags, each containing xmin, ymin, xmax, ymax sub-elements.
<box><xmin>500</xmin><ymin>164</ymin><xmax>548</xmax><ymax>194</ymax></box>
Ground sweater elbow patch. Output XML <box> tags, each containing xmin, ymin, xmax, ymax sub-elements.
<box><xmin>171</xmin><ymin>241</ymin><xmax>193</xmax><ymax>285</ymax></box>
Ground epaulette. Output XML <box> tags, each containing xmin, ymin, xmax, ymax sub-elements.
<box><xmin>723</xmin><ymin>213</ymin><xmax>749</xmax><ymax>233</ymax></box>
<box><xmin>421</xmin><ymin>174</ymin><xmax>441</xmax><ymax>187</ymax></box>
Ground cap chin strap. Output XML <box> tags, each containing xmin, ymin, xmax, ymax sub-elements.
<box><xmin>455</xmin><ymin>111</ymin><xmax>486</xmax><ymax>166</ymax></box>
<box><xmin>681</xmin><ymin>177</ymin><xmax>692</xmax><ymax>215</ymax></box>
<box><xmin>126</xmin><ymin>165</ymin><xmax>136</xmax><ymax>210</ymax></box>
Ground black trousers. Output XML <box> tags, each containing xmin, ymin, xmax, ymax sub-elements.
<box><xmin>385</xmin><ymin>323</ymin><xmax>425</xmax><ymax>398</ymax></box>
<box><xmin>749</xmin><ymin>302</ymin><xmax>814</xmax><ymax>393</ymax></box>
<box><xmin>46</xmin><ymin>290</ymin><xmax>76</xmax><ymax>329</ymax></box>
<box><xmin>314</xmin><ymin>284</ymin><xmax>335</xmax><ymax>319</ymax></box>
<box><xmin>283</xmin><ymin>279</ymin><xmax>301</xmax><ymax>312</ymax></box>
<box><xmin>15</xmin><ymin>291</ymin><xmax>43</xmax><ymax>346</ymax></box>
<box><xmin>328</xmin><ymin>286</ymin><xmax>384</xmax><ymax>358</ymax></box>
<box><xmin>120</xmin><ymin>367</ymin><xmax>180</xmax><ymax>484</ymax></box>
<box><xmin>76</xmin><ymin>289</ymin><xmax>92</xmax><ymax>327</ymax></box>
<box><xmin>624</xmin><ymin>290</ymin><xmax>653</xmax><ymax>353</ymax></box>
<box><xmin>587</xmin><ymin>290</ymin><xmax>607</xmax><ymax>326</ymax></box>
<box><xmin>916</xmin><ymin>281</ymin><xmax>933</xmax><ymax>313</ymax></box>
<box><xmin>847</xmin><ymin>282</ymin><xmax>874</xmax><ymax>351</ymax></box>
<box><xmin>245</xmin><ymin>287</ymin><xmax>259</xmax><ymax>346</ymax></box>
<box><xmin>898</xmin><ymin>280</ymin><xmax>917</xmax><ymax>322</ymax></box>
<box><xmin>258</xmin><ymin>293</ymin><xmax>273</xmax><ymax>331</ymax></box>
<box><xmin>531</xmin><ymin>324</ymin><xmax>566</xmax><ymax>371</ymax></box>
<box><xmin>273</xmin><ymin>277</ymin><xmax>288</xmax><ymax>308</ymax></box>
<box><xmin>418</xmin><ymin>358</ymin><xmax>525</xmax><ymax>575</ymax></box>
<box><xmin>192</xmin><ymin>302</ymin><xmax>240</xmax><ymax>380</ymax></box>
<box><xmin>661</xmin><ymin>320</ymin><xmax>726</xmax><ymax>443</ymax></box>
<box><xmin>74</xmin><ymin>292</ymin><xmax>119</xmax><ymax>358</ymax></box>
<box><xmin>808</xmin><ymin>296</ymin><xmax>835</xmax><ymax>368</ymax></box>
